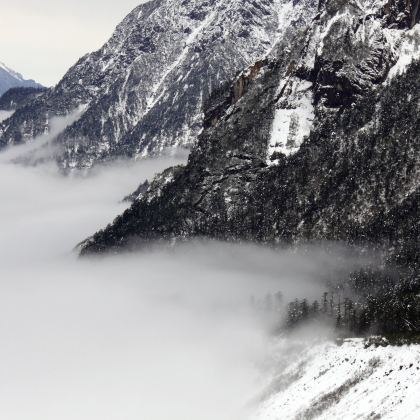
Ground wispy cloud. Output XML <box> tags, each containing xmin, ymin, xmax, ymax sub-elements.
<box><xmin>0</xmin><ymin>108</ymin><xmax>84</xmax><ymax>164</ymax></box>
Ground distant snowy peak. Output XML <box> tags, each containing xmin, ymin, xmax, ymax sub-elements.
<box><xmin>0</xmin><ymin>62</ymin><xmax>24</xmax><ymax>82</ymax></box>
<box><xmin>0</xmin><ymin>62</ymin><xmax>42</xmax><ymax>97</ymax></box>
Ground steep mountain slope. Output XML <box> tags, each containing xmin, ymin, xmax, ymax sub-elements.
<box><xmin>0</xmin><ymin>62</ymin><xmax>42</xmax><ymax>96</ymax></box>
<box><xmin>0</xmin><ymin>87</ymin><xmax>46</xmax><ymax>111</ymax></box>
<box><xmin>80</xmin><ymin>0</ymin><xmax>420</xmax><ymax>263</ymax></box>
<box><xmin>0</xmin><ymin>0</ymin><xmax>290</xmax><ymax>169</ymax></box>
<box><xmin>254</xmin><ymin>338</ymin><xmax>420</xmax><ymax>420</ymax></box>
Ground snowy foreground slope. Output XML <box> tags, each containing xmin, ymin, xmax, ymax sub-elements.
<box><xmin>254</xmin><ymin>338</ymin><xmax>420</xmax><ymax>420</ymax></box>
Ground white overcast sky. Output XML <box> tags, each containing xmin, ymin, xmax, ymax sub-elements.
<box><xmin>0</xmin><ymin>0</ymin><xmax>149</xmax><ymax>86</ymax></box>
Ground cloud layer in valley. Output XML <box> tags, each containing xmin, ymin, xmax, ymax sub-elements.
<box><xmin>0</xmin><ymin>146</ymin><xmax>376</xmax><ymax>419</ymax></box>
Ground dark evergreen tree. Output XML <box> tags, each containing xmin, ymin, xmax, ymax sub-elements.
<box><xmin>322</xmin><ymin>292</ymin><xmax>328</xmax><ymax>314</ymax></box>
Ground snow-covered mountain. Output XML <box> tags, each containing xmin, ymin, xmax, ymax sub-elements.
<box><xmin>0</xmin><ymin>0</ymin><xmax>287</xmax><ymax>168</ymax></box>
<box><xmin>0</xmin><ymin>62</ymin><xmax>42</xmax><ymax>96</ymax></box>
<box><xmin>80</xmin><ymin>0</ymin><xmax>420</xmax><ymax>257</ymax></box>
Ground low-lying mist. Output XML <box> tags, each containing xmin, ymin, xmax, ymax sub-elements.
<box><xmin>0</xmin><ymin>153</ymin><xmax>375</xmax><ymax>419</ymax></box>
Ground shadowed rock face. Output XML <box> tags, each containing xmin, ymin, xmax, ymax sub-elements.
<box><xmin>80</xmin><ymin>60</ymin><xmax>420</xmax><ymax>262</ymax></box>
<box><xmin>381</xmin><ymin>0</ymin><xmax>420</xmax><ymax>28</ymax></box>
<box><xmin>79</xmin><ymin>0</ymin><xmax>420</xmax><ymax>268</ymax></box>
<box><xmin>0</xmin><ymin>0</ymin><xmax>287</xmax><ymax>169</ymax></box>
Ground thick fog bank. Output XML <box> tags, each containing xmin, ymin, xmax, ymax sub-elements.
<box><xmin>0</xmin><ymin>158</ymin><xmax>375</xmax><ymax>420</ymax></box>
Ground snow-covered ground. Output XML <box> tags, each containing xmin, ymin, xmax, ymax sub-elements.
<box><xmin>254</xmin><ymin>337</ymin><xmax>420</xmax><ymax>419</ymax></box>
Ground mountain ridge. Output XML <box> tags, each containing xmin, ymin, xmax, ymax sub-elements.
<box><xmin>0</xmin><ymin>0</ymin><xmax>291</xmax><ymax>169</ymax></box>
<box><xmin>0</xmin><ymin>62</ymin><xmax>43</xmax><ymax>97</ymax></box>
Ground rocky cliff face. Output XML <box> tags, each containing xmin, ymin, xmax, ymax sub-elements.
<box><xmin>80</xmin><ymin>0</ymin><xmax>420</xmax><ymax>271</ymax></box>
<box><xmin>0</xmin><ymin>0</ymin><xmax>291</xmax><ymax>169</ymax></box>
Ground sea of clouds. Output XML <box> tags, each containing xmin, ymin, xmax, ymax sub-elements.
<box><xmin>0</xmin><ymin>121</ymin><xmax>374</xmax><ymax>420</ymax></box>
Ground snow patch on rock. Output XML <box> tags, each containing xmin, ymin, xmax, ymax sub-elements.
<box><xmin>387</xmin><ymin>24</ymin><xmax>420</xmax><ymax>80</ymax></box>
<box><xmin>268</xmin><ymin>79</ymin><xmax>314</xmax><ymax>163</ymax></box>
<box><xmin>0</xmin><ymin>110</ymin><xmax>14</xmax><ymax>123</ymax></box>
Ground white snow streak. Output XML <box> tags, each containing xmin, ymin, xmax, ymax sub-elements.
<box><xmin>0</xmin><ymin>110</ymin><xmax>14</xmax><ymax>123</ymax></box>
<box><xmin>144</xmin><ymin>10</ymin><xmax>217</xmax><ymax>113</ymax></box>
